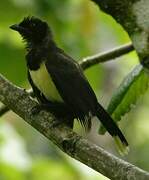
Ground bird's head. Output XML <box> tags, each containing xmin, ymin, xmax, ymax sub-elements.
<box><xmin>10</xmin><ymin>16</ymin><xmax>52</xmax><ymax>45</ymax></box>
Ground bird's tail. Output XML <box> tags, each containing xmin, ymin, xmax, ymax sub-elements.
<box><xmin>96</xmin><ymin>103</ymin><xmax>129</xmax><ymax>155</ymax></box>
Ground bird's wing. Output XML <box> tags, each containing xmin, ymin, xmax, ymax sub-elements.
<box><xmin>45</xmin><ymin>50</ymin><xmax>97</xmax><ymax>129</ymax></box>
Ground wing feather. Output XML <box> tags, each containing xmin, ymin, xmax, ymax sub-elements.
<box><xmin>45</xmin><ymin>50</ymin><xmax>97</xmax><ymax>129</ymax></box>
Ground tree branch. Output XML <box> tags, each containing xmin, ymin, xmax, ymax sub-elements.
<box><xmin>0</xmin><ymin>74</ymin><xmax>148</xmax><ymax>180</ymax></box>
<box><xmin>0</xmin><ymin>88</ymin><xmax>34</xmax><ymax>116</ymax></box>
<box><xmin>80</xmin><ymin>43</ymin><xmax>134</xmax><ymax>69</ymax></box>
<box><xmin>0</xmin><ymin>43</ymin><xmax>134</xmax><ymax>117</ymax></box>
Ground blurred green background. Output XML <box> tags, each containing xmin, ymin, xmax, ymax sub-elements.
<box><xmin>0</xmin><ymin>0</ymin><xmax>149</xmax><ymax>179</ymax></box>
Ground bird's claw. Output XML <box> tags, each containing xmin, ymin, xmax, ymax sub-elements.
<box><xmin>31</xmin><ymin>105</ymin><xmax>42</xmax><ymax>115</ymax></box>
<box><xmin>49</xmin><ymin>120</ymin><xmax>61</xmax><ymax>128</ymax></box>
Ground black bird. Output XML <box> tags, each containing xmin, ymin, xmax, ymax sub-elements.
<box><xmin>10</xmin><ymin>16</ymin><xmax>129</xmax><ymax>155</ymax></box>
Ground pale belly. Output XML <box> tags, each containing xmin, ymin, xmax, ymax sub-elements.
<box><xmin>29</xmin><ymin>62</ymin><xmax>63</xmax><ymax>102</ymax></box>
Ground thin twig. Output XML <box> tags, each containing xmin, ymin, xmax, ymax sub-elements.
<box><xmin>0</xmin><ymin>43</ymin><xmax>134</xmax><ymax>117</ymax></box>
<box><xmin>0</xmin><ymin>74</ymin><xmax>148</xmax><ymax>180</ymax></box>
<box><xmin>80</xmin><ymin>43</ymin><xmax>134</xmax><ymax>69</ymax></box>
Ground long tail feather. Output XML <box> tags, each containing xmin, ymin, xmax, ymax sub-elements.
<box><xmin>96</xmin><ymin>103</ymin><xmax>129</xmax><ymax>155</ymax></box>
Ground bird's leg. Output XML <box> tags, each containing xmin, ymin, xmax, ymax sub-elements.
<box><xmin>31</xmin><ymin>103</ymin><xmax>74</xmax><ymax>128</ymax></box>
<box><xmin>31</xmin><ymin>103</ymin><xmax>51</xmax><ymax>114</ymax></box>
<box><xmin>50</xmin><ymin>117</ymin><xmax>74</xmax><ymax>129</ymax></box>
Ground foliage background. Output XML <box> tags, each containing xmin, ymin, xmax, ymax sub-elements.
<box><xmin>0</xmin><ymin>0</ymin><xmax>149</xmax><ymax>179</ymax></box>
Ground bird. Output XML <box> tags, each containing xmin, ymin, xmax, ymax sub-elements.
<box><xmin>10</xmin><ymin>16</ymin><xmax>129</xmax><ymax>155</ymax></box>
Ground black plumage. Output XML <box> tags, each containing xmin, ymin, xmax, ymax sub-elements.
<box><xmin>10</xmin><ymin>16</ymin><xmax>129</xmax><ymax>154</ymax></box>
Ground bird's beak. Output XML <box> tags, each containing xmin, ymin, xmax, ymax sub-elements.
<box><xmin>10</xmin><ymin>24</ymin><xmax>26</xmax><ymax>32</ymax></box>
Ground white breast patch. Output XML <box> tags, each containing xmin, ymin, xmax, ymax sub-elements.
<box><xmin>29</xmin><ymin>62</ymin><xmax>63</xmax><ymax>102</ymax></box>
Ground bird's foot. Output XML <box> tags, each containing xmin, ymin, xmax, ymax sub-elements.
<box><xmin>31</xmin><ymin>104</ymin><xmax>74</xmax><ymax>128</ymax></box>
<box><xmin>50</xmin><ymin>117</ymin><xmax>74</xmax><ymax>129</ymax></box>
<box><xmin>49</xmin><ymin>119</ymin><xmax>63</xmax><ymax>128</ymax></box>
<box><xmin>31</xmin><ymin>104</ymin><xmax>50</xmax><ymax>115</ymax></box>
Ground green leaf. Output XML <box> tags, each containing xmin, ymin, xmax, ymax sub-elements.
<box><xmin>99</xmin><ymin>64</ymin><xmax>149</xmax><ymax>134</ymax></box>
